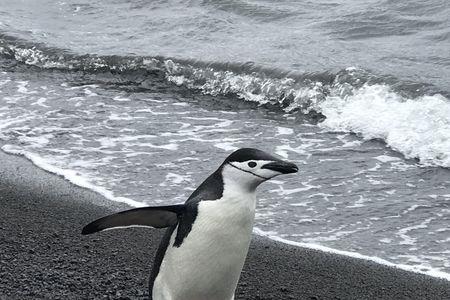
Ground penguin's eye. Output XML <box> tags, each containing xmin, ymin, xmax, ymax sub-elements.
<box><xmin>248</xmin><ymin>161</ymin><xmax>257</xmax><ymax>168</ymax></box>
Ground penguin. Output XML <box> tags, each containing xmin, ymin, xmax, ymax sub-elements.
<box><xmin>82</xmin><ymin>148</ymin><xmax>298</xmax><ymax>300</ymax></box>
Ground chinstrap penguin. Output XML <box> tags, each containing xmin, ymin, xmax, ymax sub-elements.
<box><xmin>82</xmin><ymin>148</ymin><xmax>298</xmax><ymax>300</ymax></box>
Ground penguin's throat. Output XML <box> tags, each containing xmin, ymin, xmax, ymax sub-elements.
<box><xmin>221</xmin><ymin>165</ymin><xmax>262</xmax><ymax>194</ymax></box>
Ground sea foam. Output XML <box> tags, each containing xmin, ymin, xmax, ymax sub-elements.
<box><xmin>163</xmin><ymin>60</ymin><xmax>450</xmax><ymax>168</ymax></box>
<box><xmin>319</xmin><ymin>84</ymin><xmax>450</xmax><ymax>168</ymax></box>
<box><xmin>2</xmin><ymin>37</ymin><xmax>450</xmax><ymax>168</ymax></box>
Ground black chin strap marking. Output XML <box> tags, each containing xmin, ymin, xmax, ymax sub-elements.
<box><xmin>227</xmin><ymin>163</ymin><xmax>269</xmax><ymax>180</ymax></box>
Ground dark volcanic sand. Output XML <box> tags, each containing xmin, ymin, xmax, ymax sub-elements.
<box><xmin>0</xmin><ymin>151</ymin><xmax>449</xmax><ymax>300</ymax></box>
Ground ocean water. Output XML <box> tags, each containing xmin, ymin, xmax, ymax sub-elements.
<box><xmin>1</xmin><ymin>0</ymin><xmax>449</xmax><ymax>280</ymax></box>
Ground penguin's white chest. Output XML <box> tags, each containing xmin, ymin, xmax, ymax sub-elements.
<box><xmin>152</xmin><ymin>192</ymin><xmax>256</xmax><ymax>300</ymax></box>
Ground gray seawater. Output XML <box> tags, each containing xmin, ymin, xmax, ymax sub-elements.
<box><xmin>1</xmin><ymin>0</ymin><xmax>449</xmax><ymax>278</ymax></box>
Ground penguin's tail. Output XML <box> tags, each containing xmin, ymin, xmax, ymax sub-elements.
<box><xmin>81</xmin><ymin>205</ymin><xmax>184</xmax><ymax>235</ymax></box>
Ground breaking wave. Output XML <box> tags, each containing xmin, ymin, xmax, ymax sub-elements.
<box><xmin>1</xmin><ymin>33</ymin><xmax>449</xmax><ymax>168</ymax></box>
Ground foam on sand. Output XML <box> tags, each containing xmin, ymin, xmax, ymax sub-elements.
<box><xmin>1</xmin><ymin>145</ymin><xmax>146</xmax><ymax>208</ymax></box>
<box><xmin>254</xmin><ymin>227</ymin><xmax>450</xmax><ymax>281</ymax></box>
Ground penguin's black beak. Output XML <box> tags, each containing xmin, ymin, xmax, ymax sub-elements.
<box><xmin>261</xmin><ymin>161</ymin><xmax>298</xmax><ymax>174</ymax></box>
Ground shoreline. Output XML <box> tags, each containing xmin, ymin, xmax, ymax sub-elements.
<box><xmin>1</xmin><ymin>150</ymin><xmax>449</xmax><ymax>299</ymax></box>
<box><xmin>254</xmin><ymin>228</ymin><xmax>450</xmax><ymax>282</ymax></box>
<box><xmin>4</xmin><ymin>145</ymin><xmax>450</xmax><ymax>282</ymax></box>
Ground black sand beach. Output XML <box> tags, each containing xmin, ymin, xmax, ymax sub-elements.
<box><xmin>0</xmin><ymin>151</ymin><xmax>449</xmax><ymax>300</ymax></box>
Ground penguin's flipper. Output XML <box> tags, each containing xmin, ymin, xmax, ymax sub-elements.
<box><xmin>81</xmin><ymin>205</ymin><xmax>184</xmax><ymax>235</ymax></box>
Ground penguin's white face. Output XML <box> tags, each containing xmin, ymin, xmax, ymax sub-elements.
<box><xmin>221</xmin><ymin>148</ymin><xmax>298</xmax><ymax>191</ymax></box>
<box><xmin>226</xmin><ymin>160</ymin><xmax>290</xmax><ymax>181</ymax></box>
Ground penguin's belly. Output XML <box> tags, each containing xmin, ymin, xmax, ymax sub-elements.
<box><xmin>152</xmin><ymin>197</ymin><xmax>255</xmax><ymax>300</ymax></box>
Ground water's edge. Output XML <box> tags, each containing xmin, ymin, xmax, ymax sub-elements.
<box><xmin>3</xmin><ymin>147</ymin><xmax>449</xmax><ymax>282</ymax></box>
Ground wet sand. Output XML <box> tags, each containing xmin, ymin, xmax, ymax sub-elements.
<box><xmin>0</xmin><ymin>151</ymin><xmax>449</xmax><ymax>299</ymax></box>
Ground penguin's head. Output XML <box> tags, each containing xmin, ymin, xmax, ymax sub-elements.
<box><xmin>221</xmin><ymin>148</ymin><xmax>298</xmax><ymax>191</ymax></box>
